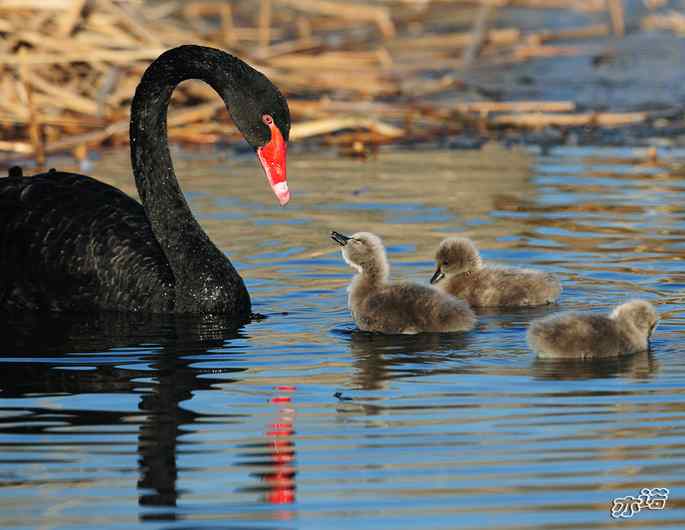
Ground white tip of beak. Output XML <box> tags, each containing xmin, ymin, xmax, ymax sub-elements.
<box><xmin>273</xmin><ymin>181</ymin><xmax>290</xmax><ymax>206</ymax></box>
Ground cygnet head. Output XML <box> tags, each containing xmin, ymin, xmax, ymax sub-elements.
<box><xmin>430</xmin><ymin>237</ymin><xmax>482</xmax><ymax>284</ymax></box>
<box><xmin>331</xmin><ymin>231</ymin><xmax>389</xmax><ymax>280</ymax></box>
<box><xmin>610</xmin><ymin>299</ymin><xmax>658</xmax><ymax>337</ymax></box>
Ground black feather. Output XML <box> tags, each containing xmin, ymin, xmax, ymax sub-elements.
<box><xmin>0</xmin><ymin>171</ymin><xmax>174</xmax><ymax>312</ymax></box>
<box><xmin>0</xmin><ymin>45</ymin><xmax>290</xmax><ymax>317</ymax></box>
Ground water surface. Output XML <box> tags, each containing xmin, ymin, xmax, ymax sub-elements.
<box><xmin>1</xmin><ymin>145</ymin><xmax>684</xmax><ymax>529</ymax></box>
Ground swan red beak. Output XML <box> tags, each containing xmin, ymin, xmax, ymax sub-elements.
<box><xmin>257</xmin><ymin>121</ymin><xmax>289</xmax><ymax>206</ymax></box>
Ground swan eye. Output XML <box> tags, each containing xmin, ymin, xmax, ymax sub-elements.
<box><xmin>262</xmin><ymin>114</ymin><xmax>274</xmax><ymax>126</ymax></box>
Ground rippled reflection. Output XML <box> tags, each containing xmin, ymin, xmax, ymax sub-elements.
<box><xmin>2</xmin><ymin>146</ymin><xmax>685</xmax><ymax>529</ymax></box>
<box><xmin>531</xmin><ymin>350</ymin><xmax>659</xmax><ymax>381</ymax></box>
<box><xmin>346</xmin><ymin>330</ymin><xmax>473</xmax><ymax>390</ymax></box>
<box><xmin>0</xmin><ymin>311</ymin><xmax>248</xmax><ymax>523</ymax></box>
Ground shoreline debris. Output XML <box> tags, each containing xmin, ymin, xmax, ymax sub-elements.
<box><xmin>0</xmin><ymin>0</ymin><xmax>679</xmax><ymax>165</ymax></box>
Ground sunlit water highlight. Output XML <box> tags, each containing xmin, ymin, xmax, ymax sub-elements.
<box><xmin>1</xmin><ymin>145</ymin><xmax>684</xmax><ymax>529</ymax></box>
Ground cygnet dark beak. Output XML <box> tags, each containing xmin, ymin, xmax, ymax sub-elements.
<box><xmin>331</xmin><ymin>231</ymin><xmax>352</xmax><ymax>246</ymax></box>
<box><xmin>430</xmin><ymin>267</ymin><xmax>445</xmax><ymax>285</ymax></box>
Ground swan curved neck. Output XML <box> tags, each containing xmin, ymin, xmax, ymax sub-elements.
<box><xmin>129</xmin><ymin>46</ymin><xmax>249</xmax><ymax>314</ymax></box>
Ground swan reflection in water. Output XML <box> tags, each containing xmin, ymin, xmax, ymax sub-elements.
<box><xmin>344</xmin><ymin>317</ymin><xmax>658</xmax><ymax>390</ymax></box>
<box><xmin>345</xmin><ymin>330</ymin><xmax>473</xmax><ymax>391</ymax></box>
<box><xmin>530</xmin><ymin>350</ymin><xmax>659</xmax><ymax>381</ymax></box>
<box><xmin>0</xmin><ymin>311</ymin><xmax>295</xmax><ymax>521</ymax></box>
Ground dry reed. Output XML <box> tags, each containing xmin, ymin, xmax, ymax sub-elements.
<box><xmin>0</xmin><ymin>0</ymin><xmax>672</xmax><ymax>164</ymax></box>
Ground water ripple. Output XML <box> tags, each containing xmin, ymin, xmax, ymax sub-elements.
<box><xmin>1</xmin><ymin>147</ymin><xmax>684</xmax><ymax>529</ymax></box>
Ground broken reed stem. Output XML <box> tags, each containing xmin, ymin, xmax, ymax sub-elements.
<box><xmin>492</xmin><ymin>111</ymin><xmax>647</xmax><ymax>127</ymax></box>
<box><xmin>25</xmin><ymin>85</ymin><xmax>45</xmax><ymax>165</ymax></box>
<box><xmin>456</xmin><ymin>100</ymin><xmax>576</xmax><ymax>113</ymax></box>
<box><xmin>58</xmin><ymin>0</ymin><xmax>87</xmax><ymax>37</ymax></box>
<box><xmin>221</xmin><ymin>4</ymin><xmax>236</xmax><ymax>46</ymax></box>
<box><xmin>642</xmin><ymin>11</ymin><xmax>685</xmax><ymax>35</ymax></box>
<box><xmin>259</xmin><ymin>0</ymin><xmax>272</xmax><ymax>55</ymax></box>
<box><xmin>607</xmin><ymin>0</ymin><xmax>625</xmax><ymax>37</ymax></box>
<box><xmin>0</xmin><ymin>48</ymin><xmax>169</xmax><ymax>65</ymax></box>
<box><xmin>21</xmin><ymin>69</ymin><xmax>98</xmax><ymax>114</ymax></box>
<box><xmin>0</xmin><ymin>141</ymin><xmax>33</xmax><ymax>154</ymax></box>
<box><xmin>17</xmin><ymin>53</ymin><xmax>45</xmax><ymax>166</ymax></box>
<box><xmin>291</xmin><ymin>117</ymin><xmax>404</xmax><ymax>141</ymax></box>
<box><xmin>276</xmin><ymin>0</ymin><xmax>396</xmax><ymax>38</ymax></box>
<box><xmin>461</xmin><ymin>2</ymin><xmax>497</xmax><ymax>69</ymax></box>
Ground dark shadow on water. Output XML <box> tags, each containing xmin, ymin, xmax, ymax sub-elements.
<box><xmin>0</xmin><ymin>311</ymin><xmax>252</xmax><ymax>522</ymax></box>
<box><xmin>346</xmin><ymin>330</ymin><xmax>473</xmax><ymax>390</ymax></box>
<box><xmin>530</xmin><ymin>350</ymin><xmax>659</xmax><ymax>381</ymax></box>
<box><xmin>0</xmin><ymin>310</ymin><xmax>250</xmax><ymax>355</ymax></box>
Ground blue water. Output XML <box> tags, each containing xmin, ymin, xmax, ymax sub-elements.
<box><xmin>0</xmin><ymin>146</ymin><xmax>683</xmax><ymax>529</ymax></box>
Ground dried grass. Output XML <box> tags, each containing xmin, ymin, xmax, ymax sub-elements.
<box><xmin>0</xmin><ymin>0</ymin><xmax>671</xmax><ymax>163</ymax></box>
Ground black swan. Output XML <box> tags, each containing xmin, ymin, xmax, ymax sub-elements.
<box><xmin>331</xmin><ymin>231</ymin><xmax>476</xmax><ymax>334</ymax></box>
<box><xmin>0</xmin><ymin>45</ymin><xmax>290</xmax><ymax>317</ymax></box>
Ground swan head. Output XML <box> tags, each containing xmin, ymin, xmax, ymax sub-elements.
<box><xmin>221</xmin><ymin>56</ymin><xmax>291</xmax><ymax>206</ymax></box>
<box><xmin>610</xmin><ymin>299</ymin><xmax>658</xmax><ymax>337</ymax></box>
<box><xmin>331</xmin><ymin>231</ymin><xmax>389</xmax><ymax>280</ymax></box>
<box><xmin>430</xmin><ymin>237</ymin><xmax>482</xmax><ymax>284</ymax></box>
<box><xmin>132</xmin><ymin>46</ymin><xmax>291</xmax><ymax>206</ymax></box>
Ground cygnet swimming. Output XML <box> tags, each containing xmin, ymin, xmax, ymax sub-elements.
<box><xmin>527</xmin><ymin>299</ymin><xmax>658</xmax><ymax>359</ymax></box>
<box><xmin>331</xmin><ymin>231</ymin><xmax>476</xmax><ymax>334</ymax></box>
<box><xmin>430</xmin><ymin>237</ymin><xmax>561</xmax><ymax>307</ymax></box>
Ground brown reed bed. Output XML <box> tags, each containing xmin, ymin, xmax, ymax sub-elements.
<box><xmin>0</xmin><ymin>0</ymin><xmax>681</xmax><ymax>165</ymax></box>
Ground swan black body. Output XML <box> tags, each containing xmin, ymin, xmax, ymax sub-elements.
<box><xmin>0</xmin><ymin>170</ymin><xmax>175</xmax><ymax>312</ymax></box>
<box><xmin>0</xmin><ymin>45</ymin><xmax>291</xmax><ymax>317</ymax></box>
